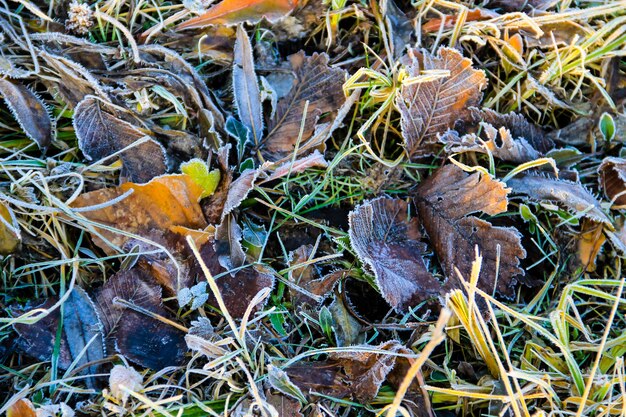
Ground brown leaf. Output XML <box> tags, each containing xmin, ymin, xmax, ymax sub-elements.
<box><xmin>287</xmin><ymin>244</ymin><xmax>342</xmax><ymax>306</ymax></box>
<box><xmin>0</xmin><ymin>201</ymin><xmax>21</xmax><ymax>256</ymax></box>
<box><xmin>507</xmin><ymin>174</ymin><xmax>611</xmax><ymax>225</ymax></box>
<box><xmin>262</xmin><ymin>150</ymin><xmax>328</xmax><ymax>183</ymax></box>
<box><xmin>265</xmin><ymin>392</ymin><xmax>303</xmax><ymax>417</ymax></box>
<box><xmin>176</xmin><ymin>0</ymin><xmax>297</xmax><ymax>30</ymax></box>
<box><xmin>215</xmin><ymin>214</ymin><xmax>246</xmax><ymax>270</ymax></box>
<box><xmin>192</xmin><ymin>241</ymin><xmax>275</xmax><ymax>318</ymax></box>
<box><xmin>576</xmin><ymin>220</ymin><xmax>606</xmax><ymax>273</ymax></box>
<box><xmin>233</xmin><ymin>25</ymin><xmax>263</xmax><ymax>145</ymax></box>
<box><xmin>74</xmin><ymin>96</ymin><xmax>167</xmax><ymax>183</ymax></box>
<box><xmin>71</xmin><ymin>174</ymin><xmax>208</xmax><ymax>291</ymax></box>
<box><xmin>397</xmin><ymin>47</ymin><xmax>487</xmax><ymax>158</ymax></box>
<box><xmin>421</xmin><ymin>9</ymin><xmax>498</xmax><ymax>33</ymax></box>
<box><xmin>262</xmin><ymin>52</ymin><xmax>347</xmax><ymax>160</ymax></box>
<box><xmin>598</xmin><ymin>157</ymin><xmax>626</xmax><ymax>208</ymax></box>
<box><xmin>285</xmin><ymin>341</ymin><xmax>422</xmax><ymax>403</ymax></box>
<box><xmin>0</xmin><ymin>78</ymin><xmax>53</xmax><ymax>151</ymax></box>
<box><xmin>12</xmin><ymin>287</ymin><xmax>105</xmax><ymax>386</ymax></box>
<box><xmin>415</xmin><ymin>165</ymin><xmax>526</xmax><ymax>297</ymax></box>
<box><xmin>222</xmin><ymin>168</ymin><xmax>262</xmax><ymax>220</ymax></box>
<box><xmin>443</xmin><ymin>123</ymin><xmax>542</xmax><ymax>163</ymax></box>
<box><xmin>93</xmin><ymin>268</ymin><xmax>187</xmax><ymax>369</ymax></box>
<box><xmin>348</xmin><ymin>197</ymin><xmax>441</xmax><ymax>312</ymax></box>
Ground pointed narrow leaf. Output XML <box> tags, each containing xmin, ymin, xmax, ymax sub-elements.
<box><xmin>233</xmin><ymin>26</ymin><xmax>263</xmax><ymax>145</ymax></box>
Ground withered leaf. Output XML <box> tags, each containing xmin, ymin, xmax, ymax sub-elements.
<box><xmin>265</xmin><ymin>392</ymin><xmax>304</xmax><ymax>417</ymax></box>
<box><xmin>202</xmin><ymin>146</ymin><xmax>233</xmax><ymax>224</ymax></box>
<box><xmin>74</xmin><ymin>96</ymin><xmax>167</xmax><ymax>183</ymax></box>
<box><xmin>443</xmin><ymin>122</ymin><xmax>542</xmax><ymax>163</ymax></box>
<box><xmin>329</xmin><ymin>296</ymin><xmax>363</xmax><ymax>347</ymax></box>
<box><xmin>414</xmin><ymin>165</ymin><xmax>526</xmax><ymax>297</ymax></box>
<box><xmin>192</xmin><ymin>241</ymin><xmax>275</xmax><ymax>318</ymax></box>
<box><xmin>469</xmin><ymin>108</ymin><xmax>554</xmax><ymax>154</ymax></box>
<box><xmin>94</xmin><ymin>268</ymin><xmax>187</xmax><ymax>369</ymax></box>
<box><xmin>6</xmin><ymin>399</ymin><xmax>36</xmax><ymax>417</ymax></box>
<box><xmin>284</xmin><ymin>341</ymin><xmax>417</xmax><ymax>403</ymax></box>
<box><xmin>71</xmin><ymin>174</ymin><xmax>209</xmax><ymax>292</ymax></box>
<box><xmin>507</xmin><ymin>174</ymin><xmax>611</xmax><ymax>225</ymax></box>
<box><xmin>397</xmin><ymin>47</ymin><xmax>487</xmax><ymax>158</ymax></box>
<box><xmin>598</xmin><ymin>157</ymin><xmax>626</xmax><ymax>208</ymax></box>
<box><xmin>0</xmin><ymin>77</ymin><xmax>53</xmax><ymax>151</ymax></box>
<box><xmin>12</xmin><ymin>287</ymin><xmax>105</xmax><ymax>385</ymax></box>
<box><xmin>348</xmin><ymin>197</ymin><xmax>441</xmax><ymax>312</ymax></box>
<box><xmin>233</xmin><ymin>25</ymin><xmax>263</xmax><ymax>145</ymax></box>
<box><xmin>262</xmin><ymin>52</ymin><xmax>347</xmax><ymax>160</ymax></box>
<box><xmin>214</xmin><ymin>214</ymin><xmax>246</xmax><ymax>270</ymax></box>
<box><xmin>222</xmin><ymin>168</ymin><xmax>262</xmax><ymax>220</ymax></box>
<box><xmin>287</xmin><ymin>244</ymin><xmax>342</xmax><ymax>306</ymax></box>
<box><xmin>176</xmin><ymin>0</ymin><xmax>297</xmax><ymax>30</ymax></box>
<box><xmin>0</xmin><ymin>201</ymin><xmax>21</xmax><ymax>256</ymax></box>
<box><xmin>263</xmin><ymin>150</ymin><xmax>328</xmax><ymax>183</ymax></box>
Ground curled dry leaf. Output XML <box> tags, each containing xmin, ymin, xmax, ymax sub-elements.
<box><xmin>221</xmin><ymin>168</ymin><xmax>263</xmax><ymax>220</ymax></box>
<box><xmin>233</xmin><ymin>25</ymin><xmax>263</xmax><ymax>145</ymax></box>
<box><xmin>74</xmin><ymin>96</ymin><xmax>167</xmax><ymax>183</ymax></box>
<box><xmin>263</xmin><ymin>150</ymin><xmax>328</xmax><ymax>183</ymax></box>
<box><xmin>598</xmin><ymin>157</ymin><xmax>626</xmax><ymax>208</ymax></box>
<box><xmin>12</xmin><ymin>287</ymin><xmax>105</xmax><ymax>386</ymax></box>
<box><xmin>265</xmin><ymin>391</ymin><xmax>304</xmax><ymax>417</ymax></box>
<box><xmin>262</xmin><ymin>52</ymin><xmax>347</xmax><ymax>160</ymax></box>
<box><xmin>414</xmin><ymin>165</ymin><xmax>526</xmax><ymax>297</ymax></box>
<box><xmin>397</xmin><ymin>47</ymin><xmax>487</xmax><ymax>158</ymax></box>
<box><xmin>507</xmin><ymin>174</ymin><xmax>611</xmax><ymax>225</ymax></box>
<box><xmin>94</xmin><ymin>268</ymin><xmax>187</xmax><ymax>369</ymax></box>
<box><xmin>71</xmin><ymin>174</ymin><xmax>208</xmax><ymax>291</ymax></box>
<box><xmin>0</xmin><ymin>201</ymin><xmax>21</xmax><ymax>255</ymax></box>
<box><xmin>109</xmin><ymin>364</ymin><xmax>143</xmax><ymax>404</ymax></box>
<box><xmin>176</xmin><ymin>0</ymin><xmax>297</xmax><ymax>30</ymax></box>
<box><xmin>283</xmin><ymin>341</ymin><xmax>427</xmax><ymax>405</ymax></box>
<box><xmin>348</xmin><ymin>197</ymin><xmax>441</xmax><ymax>312</ymax></box>
<box><xmin>287</xmin><ymin>244</ymin><xmax>342</xmax><ymax>306</ymax></box>
<box><xmin>0</xmin><ymin>78</ymin><xmax>53</xmax><ymax>151</ymax></box>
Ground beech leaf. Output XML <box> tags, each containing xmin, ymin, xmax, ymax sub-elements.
<box><xmin>0</xmin><ymin>77</ymin><xmax>53</xmax><ymax>151</ymax></box>
<box><xmin>348</xmin><ymin>197</ymin><xmax>441</xmax><ymax>312</ymax></box>
<box><xmin>233</xmin><ymin>25</ymin><xmax>263</xmax><ymax>145</ymax></box>
<box><xmin>262</xmin><ymin>52</ymin><xmax>347</xmax><ymax>160</ymax></box>
<box><xmin>598</xmin><ymin>157</ymin><xmax>626</xmax><ymax>208</ymax></box>
<box><xmin>507</xmin><ymin>174</ymin><xmax>611</xmax><ymax>225</ymax></box>
<box><xmin>397</xmin><ymin>47</ymin><xmax>487</xmax><ymax>158</ymax></box>
<box><xmin>414</xmin><ymin>165</ymin><xmax>526</xmax><ymax>297</ymax></box>
<box><xmin>74</xmin><ymin>96</ymin><xmax>167</xmax><ymax>183</ymax></box>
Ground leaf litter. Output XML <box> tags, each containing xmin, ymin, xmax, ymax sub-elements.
<box><xmin>2</xmin><ymin>1</ymin><xmax>626</xmax><ymax>416</ymax></box>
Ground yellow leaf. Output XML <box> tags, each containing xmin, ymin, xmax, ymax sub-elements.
<box><xmin>0</xmin><ymin>201</ymin><xmax>21</xmax><ymax>256</ymax></box>
<box><xmin>181</xmin><ymin>159</ymin><xmax>221</xmax><ymax>199</ymax></box>
<box><xmin>7</xmin><ymin>399</ymin><xmax>36</xmax><ymax>417</ymax></box>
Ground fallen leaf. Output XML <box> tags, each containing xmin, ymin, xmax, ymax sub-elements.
<box><xmin>265</xmin><ymin>391</ymin><xmax>304</xmax><ymax>417</ymax></box>
<box><xmin>507</xmin><ymin>174</ymin><xmax>611</xmax><ymax>225</ymax></box>
<box><xmin>12</xmin><ymin>287</ymin><xmax>105</xmax><ymax>386</ymax></box>
<box><xmin>35</xmin><ymin>403</ymin><xmax>75</xmax><ymax>417</ymax></box>
<box><xmin>222</xmin><ymin>168</ymin><xmax>263</xmax><ymax>220</ymax></box>
<box><xmin>71</xmin><ymin>174</ymin><xmax>208</xmax><ymax>291</ymax></box>
<box><xmin>262</xmin><ymin>150</ymin><xmax>328</xmax><ymax>183</ymax></box>
<box><xmin>414</xmin><ymin>165</ymin><xmax>526</xmax><ymax>297</ymax></box>
<box><xmin>180</xmin><ymin>159</ymin><xmax>221</xmax><ymax>199</ymax></box>
<box><xmin>233</xmin><ymin>25</ymin><xmax>263</xmax><ymax>146</ymax></box>
<box><xmin>176</xmin><ymin>0</ymin><xmax>297</xmax><ymax>30</ymax></box>
<box><xmin>6</xmin><ymin>399</ymin><xmax>36</xmax><ymax>417</ymax></box>
<box><xmin>0</xmin><ymin>78</ymin><xmax>53</xmax><ymax>151</ymax></box>
<box><xmin>109</xmin><ymin>364</ymin><xmax>144</xmax><ymax>404</ymax></box>
<box><xmin>329</xmin><ymin>296</ymin><xmax>363</xmax><ymax>347</ymax></box>
<box><xmin>214</xmin><ymin>214</ymin><xmax>246</xmax><ymax>270</ymax></box>
<box><xmin>348</xmin><ymin>197</ymin><xmax>441</xmax><ymax>312</ymax></box>
<box><xmin>577</xmin><ymin>220</ymin><xmax>606</xmax><ymax>273</ymax></box>
<box><xmin>0</xmin><ymin>201</ymin><xmax>21</xmax><ymax>256</ymax></box>
<box><xmin>202</xmin><ymin>146</ymin><xmax>233</xmax><ymax>224</ymax></box>
<box><xmin>287</xmin><ymin>244</ymin><xmax>343</xmax><ymax>306</ymax></box>
<box><xmin>262</xmin><ymin>52</ymin><xmax>347</xmax><ymax>160</ymax></box>
<box><xmin>443</xmin><ymin>122</ymin><xmax>542</xmax><ymax>163</ymax></box>
<box><xmin>74</xmin><ymin>96</ymin><xmax>167</xmax><ymax>183</ymax></box>
<box><xmin>397</xmin><ymin>47</ymin><xmax>487</xmax><ymax>158</ymax></box>
<box><xmin>94</xmin><ymin>268</ymin><xmax>187</xmax><ymax>369</ymax></box>
<box><xmin>283</xmin><ymin>341</ymin><xmax>418</xmax><ymax>402</ymax></box>
<box><xmin>598</xmin><ymin>157</ymin><xmax>626</xmax><ymax>208</ymax></box>
<box><xmin>421</xmin><ymin>8</ymin><xmax>498</xmax><ymax>33</ymax></box>
<box><xmin>192</xmin><ymin>240</ymin><xmax>275</xmax><ymax>318</ymax></box>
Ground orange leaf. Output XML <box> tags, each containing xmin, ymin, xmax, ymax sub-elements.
<box><xmin>176</xmin><ymin>0</ymin><xmax>298</xmax><ymax>30</ymax></box>
<box><xmin>7</xmin><ymin>399</ymin><xmax>36</xmax><ymax>417</ymax></box>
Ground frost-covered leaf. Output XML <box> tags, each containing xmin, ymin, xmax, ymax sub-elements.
<box><xmin>263</xmin><ymin>52</ymin><xmax>347</xmax><ymax>160</ymax></box>
<box><xmin>74</xmin><ymin>96</ymin><xmax>167</xmax><ymax>183</ymax></box>
<box><xmin>0</xmin><ymin>201</ymin><xmax>21</xmax><ymax>256</ymax></box>
<box><xmin>598</xmin><ymin>157</ymin><xmax>626</xmax><ymax>208</ymax></box>
<box><xmin>0</xmin><ymin>78</ymin><xmax>53</xmax><ymax>151</ymax></box>
<box><xmin>221</xmin><ymin>168</ymin><xmax>262</xmax><ymax>220</ymax></box>
<box><xmin>109</xmin><ymin>364</ymin><xmax>143</xmax><ymax>404</ymax></box>
<box><xmin>287</xmin><ymin>245</ymin><xmax>342</xmax><ymax>306</ymax></box>
<box><xmin>94</xmin><ymin>268</ymin><xmax>187</xmax><ymax>369</ymax></box>
<box><xmin>507</xmin><ymin>174</ymin><xmax>611</xmax><ymax>225</ymax></box>
<box><xmin>12</xmin><ymin>288</ymin><xmax>105</xmax><ymax>387</ymax></box>
<box><xmin>348</xmin><ymin>197</ymin><xmax>441</xmax><ymax>312</ymax></box>
<box><xmin>215</xmin><ymin>214</ymin><xmax>246</xmax><ymax>270</ymax></box>
<box><xmin>176</xmin><ymin>0</ymin><xmax>297</xmax><ymax>29</ymax></box>
<box><xmin>397</xmin><ymin>47</ymin><xmax>487</xmax><ymax>158</ymax></box>
<box><xmin>6</xmin><ymin>399</ymin><xmax>36</xmax><ymax>417</ymax></box>
<box><xmin>233</xmin><ymin>25</ymin><xmax>263</xmax><ymax>145</ymax></box>
<box><xmin>415</xmin><ymin>165</ymin><xmax>526</xmax><ymax>297</ymax></box>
